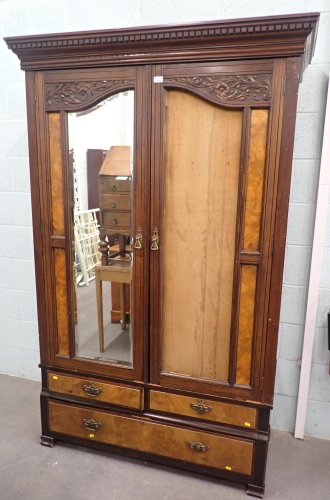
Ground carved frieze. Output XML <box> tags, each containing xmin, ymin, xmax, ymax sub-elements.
<box><xmin>165</xmin><ymin>74</ymin><xmax>271</xmax><ymax>104</ymax></box>
<box><xmin>45</xmin><ymin>79</ymin><xmax>132</xmax><ymax>110</ymax></box>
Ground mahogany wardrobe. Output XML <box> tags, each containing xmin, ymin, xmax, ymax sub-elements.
<box><xmin>6</xmin><ymin>13</ymin><xmax>319</xmax><ymax>497</ymax></box>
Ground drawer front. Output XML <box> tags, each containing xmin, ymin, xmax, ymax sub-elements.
<box><xmin>101</xmin><ymin>178</ymin><xmax>131</xmax><ymax>193</ymax></box>
<box><xmin>101</xmin><ymin>211</ymin><xmax>131</xmax><ymax>228</ymax></box>
<box><xmin>100</xmin><ymin>194</ymin><xmax>131</xmax><ymax>211</ymax></box>
<box><xmin>48</xmin><ymin>373</ymin><xmax>143</xmax><ymax>409</ymax></box>
<box><xmin>48</xmin><ymin>401</ymin><xmax>254</xmax><ymax>475</ymax></box>
<box><xmin>149</xmin><ymin>391</ymin><xmax>257</xmax><ymax>429</ymax></box>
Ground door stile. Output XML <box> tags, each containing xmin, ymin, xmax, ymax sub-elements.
<box><xmin>133</xmin><ymin>65</ymin><xmax>152</xmax><ymax>383</ymax></box>
<box><xmin>228</xmin><ymin>106</ymin><xmax>251</xmax><ymax>387</ymax></box>
<box><xmin>149</xmin><ymin>64</ymin><xmax>164</xmax><ymax>384</ymax></box>
<box><xmin>248</xmin><ymin>59</ymin><xmax>287</xmax><ymax>400</ymax></box>
<box><xmin>35</xmin><ymin>73</ymin><xmax>63</xmax><ymax>364</ymax></box>
<box><xmin>60</xmin><ymin>109</ymin><xmax>76</xmax><ymax>359</ymax></box>
<box><xmin>25</xmin><ymin>71</ymin><xmax>52</xmax><ymax>365</ymax></box>
<box><xmin>260</xmin><ymin>57</ymin><xmax>300</xmax><ymax>404</ymax></box>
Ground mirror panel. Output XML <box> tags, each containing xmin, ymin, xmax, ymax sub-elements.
<box><xmin>68</xmin><ymin>91</ymin><xmax>134</xmax><ymax>366</ymax></box>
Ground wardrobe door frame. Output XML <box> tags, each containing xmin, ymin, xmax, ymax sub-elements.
<box><xmin>26</xmin><ymin>65</ymin><xmax>151</xmax><ymax>382</ymax></box>
<box><xmin>149</xmin><ymin>58</ymin><xmax>289</xmax><ymax>401</ymax></box>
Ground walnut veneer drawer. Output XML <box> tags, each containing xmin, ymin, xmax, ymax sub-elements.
<box><xmin>149</xmin><ymin>391</ymin><xmax>257</xmax><ymax>429</ymax></box>
<box><xmin>101</xmin><ymin>211</ymin><xmax>131</xmax><ymax>228</ymax></box>
<box><xmin>100</xmin><ymin>194</ymin><xmax>131</xmax><ymax>211</ymax></box>
<box><xmin>100</xmin><ymin>178</ymin><xmax>131</xmax><ymax>193</ymax></box>
<box><xmin>48</xmin><ymin>401</ymin><xmax>254</xmax><ymax>475</ymax></box>
<box><xmin>47</xmin><ymin>373</ymin><xmax>143</xmax><ymax>409</ymax></box>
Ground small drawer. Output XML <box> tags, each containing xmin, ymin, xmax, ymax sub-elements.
<box><xmin>100</xmin><ymin>194</ymin><xmax>131</xmax><ymax>211</ymax></box>
<box><xmin>101</xmin><ymin>211</ymin><xmax>131</xmax><ymax>228</ymax></box>
<box><xmin>101</xmin><ymin>178</ymin><xmax>131</xmax><ymax>193</ymax></box>
<box><xmin>149</xmin><ymin>391</ymin><xmax>257</xmax><ymax>429</ymax></box>
<box><xmin>48</xmin><ymin>401</ymin><xmax>254</xmax><ymax>476</ymax></box>
<box><xmin>47</xmin><ymin>372</ymin><xmax>143</xmax><ymax>409</ymax></box>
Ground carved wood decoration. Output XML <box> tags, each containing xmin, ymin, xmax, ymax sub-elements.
<box><xmin>165</xmin><ymin>74</ymin><xmax>271</xmax><ymax>106</ymax></box>
<box><xmin>45</xmin><ymin>79</ymin><xmax>134</xmax><ymax>111</ymax></box>
<box><xmin>5</xmin><ymin>13</ymin><xmax>319</xmax><ymax>499</ymax></box>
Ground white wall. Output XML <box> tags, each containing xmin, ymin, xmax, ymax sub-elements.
<box><xmin>0</xmin><ymin>0</ymin><xmax>330</xmax><ymax>440</ymax></box>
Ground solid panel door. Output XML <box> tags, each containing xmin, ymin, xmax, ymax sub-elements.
<box><xmin>150</xmin><ymin>61</ymin><xmax>279</xmax><ymax>400</ymax></box>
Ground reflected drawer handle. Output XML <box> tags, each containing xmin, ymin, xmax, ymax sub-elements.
<box><xmin>190</xmin><ymin>399</ymin><xmax>212</xmax><ymax>414</ymax></box>
<box><xmin>113</xmin><ymin>218</ymin><xmax>118</xmax><ymax>225</ymax></box>
<box><xmin>83</xmin><ymin>418</ymin><xmax>102</xmax><ymax>431</ymax></box>
<box><xmin>188</xmin><ymin>441</ymin><xmax>210</xmax><ymax>452</ymax></box>
<box><xmin>83</xmin><ymin>382</ymin><xmax>103</xmax><ymax>397</ymax></box>
<box><xmin>111</xmin><ymin>201</ymin><xmax>116</xmax><ymax>208</ymax></box>
<box><xmin>111</xmin><ymin>184</ymin><xmax>117</xmax><ymax>191</ymax></box>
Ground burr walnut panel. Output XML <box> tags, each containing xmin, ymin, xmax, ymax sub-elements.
<box><xmin>48</xmin><ymin>372</ymin><xmax>143</xmax><ymax>409</ymax></box>
<box><xmin>236</xmin><ymin>265</ymin><xmax>258</xmax><ymax>386</ymax></box>
<box><xmin>161</xmin><ymin>90</ymin><xmax>242</xmax><ymax>383</ymax></box>
<box><xmin>48</xmin><ymin>400</ymin><xmax>254</xmax><ymax>475</ymax></box>
<box><xmin>49</xmin><ymin>113</ymin><xmax>65</xmax><ymax>236</ymax></box>
<box><xmin>53</xmin><ymin>249</ymin><xmax>69</xmax><ymax>356</ymax></box>
<box><xmin>149</xmin><ymin>391</ymin><xmax>257</xmax><ymax>429</ymax></box>
<box><xmin>243</xmin><ymin>110</ymin><xmax>269</xmax><ymax>251</ymax></box>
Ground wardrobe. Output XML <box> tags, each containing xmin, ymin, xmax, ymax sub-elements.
<box><xmin>5</xmin><ymin>13</ymin><xmax>319</xmax><ymax>496</ymax></box>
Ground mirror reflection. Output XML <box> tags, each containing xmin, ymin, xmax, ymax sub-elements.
<box><xmin>68</xmin><ymin>91</ymin><xmax>134</xmax><ymax>366</ymax></box>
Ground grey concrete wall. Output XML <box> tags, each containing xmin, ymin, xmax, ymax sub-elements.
<box><xmin>0</xmin><ymin>0</ymin><xmax>329</xmax><ymax>439</ymax></box>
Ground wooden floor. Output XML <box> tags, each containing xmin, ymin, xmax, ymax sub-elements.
<box><xmin>0</xmin><ymin>373</ymin><xmax>329</xmax><ymax>500</ymax></box>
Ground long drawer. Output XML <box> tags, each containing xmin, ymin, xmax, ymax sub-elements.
<box><xmin>149</xmin><ymin>391</ymin><xmax>257</xmax><ymax>429</ymax></box>
<box><xmin>48</xmin><ymin>400</ymin><xmax>254</xmax><ymax>475</ymax></box>
<box><xmin>47</xmin><ymin>372</ymin><xmax>143</xmax><ymax>409</ymax></box>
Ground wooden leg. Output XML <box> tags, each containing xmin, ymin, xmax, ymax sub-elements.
<box><xmin>120</xmin><ymin>282</ymin><xmax>126</xmax><ymax>330</ymax></box>
<box><xmin>41</xmin><ymin>435</ymin><xmax>55</xmax><ymax>447</ymax></box>
<box><xmin>95</xmin><ymin>269</ymin><xmax>104</xmax><ymax>352</ymax></box>
<box><xmin>246</xmin><ymin>484</ymin><xmax>265</xmax><ymax>498</ymax></box>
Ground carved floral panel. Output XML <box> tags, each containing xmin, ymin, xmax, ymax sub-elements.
<box><xmin>45</xmin><ymin>79</ymin><xmax>134</xmax><ymax>110</ymax></box>
<box><xmin>165</xmin><ymin>74</ymin><xmax>272</xmax><ymax>105</ymax></box>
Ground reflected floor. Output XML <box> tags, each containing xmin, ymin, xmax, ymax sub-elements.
<box><xmin>75</xmin><ymin>279</ymin><xmax>132</xmax><ymax>365</ymax></box>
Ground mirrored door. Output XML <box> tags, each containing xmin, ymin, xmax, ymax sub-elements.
<box><xmin>68</xmin><ymin>91</ymin><xmax>135</xmax><ymax>366</ymax></box>
<box><xmin>46</xmin><ymin>66</ymin><xmax>149</xmax><ymax>380</ymax></box>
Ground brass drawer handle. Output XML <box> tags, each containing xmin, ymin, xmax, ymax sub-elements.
<box><xmin>83</xmin><ymin>418</ymin><xmax>102</xmax><ymax>431</ymax></box>
<box><xmin>83</xmin><ymin>382</ymin><xmax>103</xmax><ymax>397</ymax></box>
<box><xmin>188</xmin><ymin>441</ymin><xmax>210</xmax><ymax>452</ymax></box>
<box><xmin>111</xmin><ymin>201</ymin><xmax>116</xmax><ymax>208</ymax></box>
<box><xmin>134</xmin><ymin>225</ymin><xmax>143</xmax><ymax>249</ymax></box>
<box><xmin>190</xmin><ymin>399</ymin><xmax>212</xmax><ymax>414</ymax></box>
<box><xmin>113</xmin><ymin>218</ymin><xmax>118</xmax><ymax>225</ymax></box>
<box><xmin>111</xmin><ymin>184</ymin><xmax>117</xmax><ymax>191</ymax></box>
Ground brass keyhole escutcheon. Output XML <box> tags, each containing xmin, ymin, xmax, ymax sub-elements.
<box><xmin>134</xmin><ymin>226</ymin><xmax>143</xmax><ymax>249</ymax></box>
<box><xmin>151</xmin><ymin>227</ymin><xmax>159</xmax><ymax>251</ymax></box>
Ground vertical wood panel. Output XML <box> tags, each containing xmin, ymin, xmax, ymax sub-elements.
<box><xmin>236</xmin><ymin>265</ymin><xmax>257</xmax><ymax>385</ymax></box>
<box><xmin>243</xmin><ymin>109</ymin><xmax>268</xmax><ymax>251</ymax></box>
<box><xmin>54</xmin><ymin>248</ymin><xmax>69</xmax><ymax>355</ymax></box>
<box><xmin>49</xmin><ymin>113</ymin><xmax>65</xmax><ymax>236</ymax></box>
<box><xmin>162</xmin><ymin>90</ymin><xmax>242</xmax><ymax>382</ymax></box>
